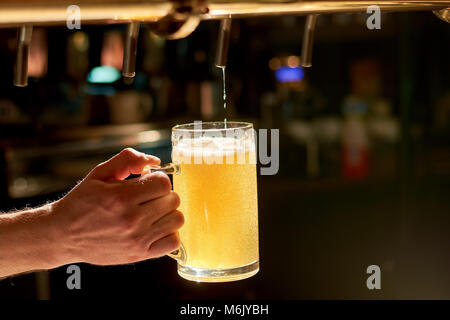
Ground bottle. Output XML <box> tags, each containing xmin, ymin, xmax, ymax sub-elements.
<box><xmin>341</xmin><ymin>96</ymin><xmax>370</xmax><ymax>179</ymax></box>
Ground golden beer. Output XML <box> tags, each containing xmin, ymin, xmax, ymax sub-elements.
<box><xmin>171</xmin><ymin>122</ymin><xmax>259</xmax><ymax>282</ymax></box>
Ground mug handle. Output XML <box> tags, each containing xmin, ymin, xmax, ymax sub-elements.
<box><xmin>143</xmin><ymin>163</ymin><xmax>180</xmax><ymax>175</ymax></box>
<box><xmin>167</xmin><ymin>242</ymin><xmax>186</xmax><ymax>264</ymax></box>
<box><xmin>142</xmin><ymin>163</ymin><xmax>185</xmax><ymax>264</ymax></box>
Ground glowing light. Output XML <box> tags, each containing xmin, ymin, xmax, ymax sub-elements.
<box><xmin>275</xmin><ymin>66</ymin><xmax>304</xmax><ymax>83</ymax></box>
<box><xmin>87</xmin><ymin>66</ymin><xmax>121</xmax><ymax>84</ymax></box>
<box><xmin>269</xmin><ymin>57</ymin><xmax>281</xmax><ymax>71</ymax></box>
<box><xmin>72</xmin><ymin>31</ymin><xmax>89</xmax><ymax>51</ymax></box>
<box><xmin>137</xmin><ymin>130</ymin><xmax>162</xmax><ymax>143</ymax></box>
<box><xmin>101</xmin><ymin>31</ymin><xmax>124</xmax><ymax>70</ymax></box>
<box><xmin>287</xmin><ymin>55</ymin><xmax>300</xmax><ymax>68</ymax></box>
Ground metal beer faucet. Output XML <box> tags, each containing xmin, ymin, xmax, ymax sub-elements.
<box><xmin>0</xmin><ymin>0</ymin><xmax>448</xmax><ymax>86</ymax></box>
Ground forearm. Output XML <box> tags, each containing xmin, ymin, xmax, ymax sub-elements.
<box><xmin>0</xmin><ymin>203</ymin><xmax>66</xmax><ymax>279</ymax></box>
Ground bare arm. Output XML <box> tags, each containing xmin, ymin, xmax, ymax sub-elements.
<box><xmin>0</xmin><ymin>203</ymin><xmax>63</xmax><ymax>278</ymax></box>
<box><xmin>0</xmin><ymin>148</ymin><xmax>184</xmax><ymax>279</ymax></box>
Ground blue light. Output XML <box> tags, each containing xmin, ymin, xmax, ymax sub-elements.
<box><xmin>87</xmin><ymin>66</ymin><xmax>121</xmax><ymax>84</ymax></box>
<box><xmin>275</xmin><ymin>66</ymin><xmax>304</xmax><ymax>83</ymax></box>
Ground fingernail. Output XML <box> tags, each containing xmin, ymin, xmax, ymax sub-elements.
<box><xmin>142</xmin><ymin>165</ymin><xmax>151</xmax><ymax>175</ymax></box>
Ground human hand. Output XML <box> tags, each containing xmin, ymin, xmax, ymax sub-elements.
<box><xmin>48</xmin><ymin>148</ymin><xmax>184</xmax><ymax>266</ymax></box>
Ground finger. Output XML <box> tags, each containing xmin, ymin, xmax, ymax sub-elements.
<box><xmin>137</xmin><ymin>192</ymin><xmax>180</xmax><ymax>223</ymax></box>
<box><xmin>119</xmin><ymin>172</ymin><xmax>173</xmax><ymax>204</ymax></box>
<box><xmin>88</xmin><ymin>148</ymin><xmax>160</xmax><ymax>181</ymax></box>
<box><xmin>148</xmin><ymin>232</ymin><xmax>181</xmax><ymax>258</ymax></box>
<box><xmin>149</xmin><ymin>210</ymin><xmax>184</xmax><ymax>243</ymax></box>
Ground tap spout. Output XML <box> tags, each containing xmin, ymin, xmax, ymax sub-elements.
<box><xmin>14</xmin><ymin>25</ymin><xmax>33</xmax><ymax>87</ymax></box>
<box><xmin>215</xmin><ymin>18</ymin><xmax>232</xmax><ymax>68</ymax></box>
<box><xmin>301</xmin><ymin>14</ymin><xmax>319</xmax><ymax>68</ymax></box>
<box><xmin>122</xmin><ymin>22</ymin><xmax>140</xmax><ymax>81</ymax></box>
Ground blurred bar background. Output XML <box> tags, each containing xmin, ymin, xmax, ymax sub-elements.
<box><xmin>0</xmin><ymin>10</ymin><xmax>449</xmax><ymax>299</ymax></box>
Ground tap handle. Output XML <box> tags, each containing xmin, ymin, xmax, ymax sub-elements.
<box><xmin>14</xmin><ymin>25</ymin><xmax>33</xmax><ymax>87</ymax></box>
<box><xmin>301</xmin><ymin>14</ymin><xmax>319</xmax><ymax>68</ymax></box>
<box><xmin>122</xmin><ymin>22</ymin><xmax>140</xmax><ymax>81</ymax></box>
<box><xmin>215</xmin><ymin>18</ymin><xmax>232</xmax><ymax>68</ymax></box>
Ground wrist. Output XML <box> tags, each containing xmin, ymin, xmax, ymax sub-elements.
<box><xmin>42</xmin><ymin>200</ymin><xmax>79</xmax><ymax>268</ymax></box>
<box><xmin>12</xmin><ymin>201</ymin><xmax>77</xmax><ymax>271</ymax></box>
<box><xmin>21</xmin><ymin>203</ymin><xmax>69</xmax><ymax>270</ymax></box>
<box><xmin>0</xmin><ymin>203</ymin><xmax>73</xmax><ymax>277</ymax></box>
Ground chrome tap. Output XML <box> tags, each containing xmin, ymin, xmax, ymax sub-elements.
<box><xmin>3</xmin><ymin>0</ymin><xmax>449</xmax><ymax>86</ymax></box>
<box><xmin>122</xmin><ymin>22</ymin><xmax>140</xmax><ymax>82</ymax></box>
<box><xmin>14</xmin><ymin>25</ymin><xmax>33</xmax><ymax>87</ymax></box>
<box><xmin>1</xmin><ymin>1</ymin><xmax>448</xmax><ymax>27</ymax></box>
<box><xmin>301</xmin><ymin>14</ymin><xmax>319</xmax><ymax>68</ymax></box>
<box><xmin>215</xmin><ymin>18</ymin><xmax>232</xmax><ymax>69</ymax></box>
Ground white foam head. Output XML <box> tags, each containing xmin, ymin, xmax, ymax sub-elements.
<box><xmin>172</xmin><ymin>136</ymin><xmax>255</xmax><ymax>164</ymax></box>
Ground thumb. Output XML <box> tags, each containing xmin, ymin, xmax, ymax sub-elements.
<box><xmin>88</xmin><ymin>148</ymin><xmax>160</xmax><ymax>181</ymax></box>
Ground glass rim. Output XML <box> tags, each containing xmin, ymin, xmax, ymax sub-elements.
<box><xmin>172</xmin><ymin>121</ymin><xmax>253</xmax><ymax>133</ymax></box>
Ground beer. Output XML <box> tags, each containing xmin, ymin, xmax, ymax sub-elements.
<box><xmin>171</xmin><ymin>123</ymin><xmax>259</xmax><ymax>282</ymax></box>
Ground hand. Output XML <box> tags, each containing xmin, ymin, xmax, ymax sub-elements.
<box><xmin>49</xmin><ymin>148</ymin><xmax>184</xmax><ymax>266</ymax></box>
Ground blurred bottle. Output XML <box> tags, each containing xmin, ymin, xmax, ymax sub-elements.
<box><xmin>340</xmin><ymin>58</ymin><xmax>387</xmax><ymax>179</ymax></box>
<box><xmin>67</xmin><ymin>31</ymin><xmax>89</xmax><ymax>81</ymax></box>
<box><xmin>28</xmin><ymin>28</ymin><xmax>48</xmax><ymax>79</ymax></box>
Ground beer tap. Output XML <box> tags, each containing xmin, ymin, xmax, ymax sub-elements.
<box><xmin>433</xmin><ymin>8</ymin><xmax>450</xmax><ymax>22</ymax></box>
<box><xmin>2</xmin><ymin>0</ymin><xmax>450</xmax><ymax>86</ymax></box>
<box><xmin>122</xmin><ymin>22</ymin><xmax>140</xmax><ymax>83</ymax></box>
<box><xmin>215</xmin><ymin>18</ymin><xmax>232</xmax><ymax>69</ymax></box>
<box><xmin>14</xmin><ymin>25</ymin><xmax>33</xmax><ymax>87</ymax></box>
<box><xmin>301</xmin><ymin>14</ymin><xmax>319</xmax><ymax>68</ymax></box>
<box><xmin>1</xmin><ymin>1</ymin><xmax>449</xmax><ymax>27</ymax></box>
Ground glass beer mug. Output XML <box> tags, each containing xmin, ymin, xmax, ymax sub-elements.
<box><xmin>148</xmin><ymin>122</ymin><xmax>259</xmax><ymax>282</ymax></box>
